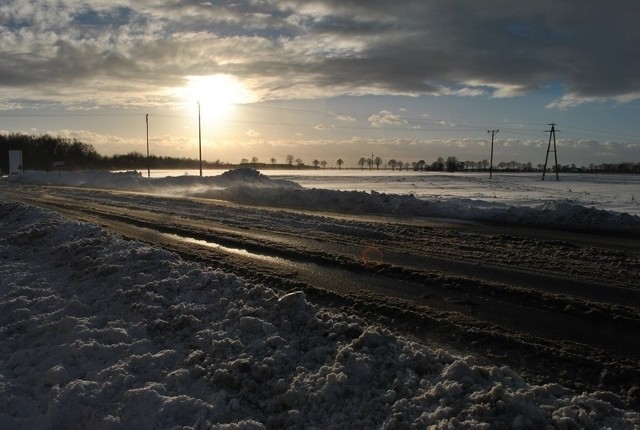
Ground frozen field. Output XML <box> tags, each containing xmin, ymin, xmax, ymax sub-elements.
<box><xmin>268</xmin><ymin>171</ymin><xmax>640</xmax><ymax>216</ymax></box>
<box><xmin>138</xmin><ymin>169</ymin><xmax>640</xmax><ymax>217</ymax></box>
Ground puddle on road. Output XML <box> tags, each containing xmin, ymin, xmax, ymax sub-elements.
<box><xmin>162</xmin><ymin>233</ymin><xmax>288</xmax><ymax>265</ymax></box>
<box><xmin>160</xmin><ymin>232</ymin><xmax>405</xmax><ymax>295</ymax></box>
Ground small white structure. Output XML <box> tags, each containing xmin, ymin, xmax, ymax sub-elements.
<box><xmin>9</xmin><ymin>150</ymin><xmax>23</xmax><ymax>177</ymax></box>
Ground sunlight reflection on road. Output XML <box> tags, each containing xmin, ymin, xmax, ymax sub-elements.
<box><xmin>163</xmin><ymin>233</ymin><xmax>287</xmax><ymax>265</ymax></box>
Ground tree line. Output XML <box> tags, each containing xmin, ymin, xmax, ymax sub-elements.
<box><xmin>2</xmin><ymin>133</ymin><xmax>639</xmax><ymax>174</ymax></box>
<box><xmin>1</xmin><ymin>133</ymin><xmax>101</xmax><ymax>171</ymax></box>
<box><xmin>245</xmin><ymin>154</ymin><xmax>640</xmax><ymax>174</ymax></box>
<box><xmin>0</xmin><ymin>133</ymin><xmax>231</xmax><ymax>172</ymax></box>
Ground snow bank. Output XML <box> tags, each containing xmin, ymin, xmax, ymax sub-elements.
<box><xmin>8</xmin><ymin>168</ymin><xmax>640</xmax><ymax>235</ymax></box>
<box><xmin>10</xmin><ymin>168</ymin><xmax>299</xmax><ymax>191</ymax></box>
<box><xmin>1</xmin><ymin>201</ymin><xmax>639</xmax><ymax>428</ymax></box>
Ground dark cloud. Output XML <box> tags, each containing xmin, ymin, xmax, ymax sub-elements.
<box><xmin>0</xmin><ymin>0</ymin><xmax>638</xmax><ymax>106</ymax></box>
<box><xmin>278</xmin><ymin>0</ymin><xmax>640</xmax><ymax>100</ymax></box>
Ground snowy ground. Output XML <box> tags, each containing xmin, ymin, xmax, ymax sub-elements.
<box><xmin>2</xmin><ymin>169</ymin><xmax>640</xmax><ymax>428</ymax></box>
<box><xmin>9</xmin><ymin>169</ymin><xmax>640</xmax><ymax>235</ymax></box>
<box><xmin>270</xmin><ymin>170</ymin><xmax>640</xmax><ymax>218</ymax></box>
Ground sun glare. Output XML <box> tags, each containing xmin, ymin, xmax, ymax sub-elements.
<box><xmin>177</xmin><ymin>74</ymin><xmax>255</xmax><ymax>121</ymax></box>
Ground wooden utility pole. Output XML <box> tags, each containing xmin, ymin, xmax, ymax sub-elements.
<box><xmin>146</xmin><ymin>114</ymin><xmax>150</xmax><ymax>178</ymax></box>
<box><xmin>198</xmin><ymin>102</ymin><xmax>202</xmax><ymax>177</ymax></box>
<box><xmin>488</xmin><ymin>129</ymin><xmax>499</xmax><ymax>179</ymax></box>
<box><xmin>542</xmin><ymin>123</ymin><xmax>559</xmax><ymax>181</ymax></box>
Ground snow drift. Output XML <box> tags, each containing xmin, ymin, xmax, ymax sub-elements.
<box><xmin>9</xmin><ymin>168</ymin><xmax>640</xmax><ymax>235</ymax></box>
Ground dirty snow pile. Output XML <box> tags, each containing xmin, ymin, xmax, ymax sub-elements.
<box><xmin>1</xmin><ymin>201</ymin><xmax>639</xmax><ymax>429</ymax></box>
<box><xmin>9</xmin><ymin>168</ymin><xmax>640</xmax><ymax>235</ymax></box>
<box><xmin>10</xmin><ymin>168</ymin><xmax>300</xmax><ymax>191</ymax></box>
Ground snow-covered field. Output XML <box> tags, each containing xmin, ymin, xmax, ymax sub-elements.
<box><xmin>271</xmin><ymin>170</ymin><xmax>640</xmax><ymax>217</ymax></box>
<box><xmin>122</xmin><ymin>168</ymin><xmax>640</xmax><ymax>217</ymax></box>
<box><xmin>2</xmin><ymin>169</ymin><xmax>640</xmax><ymax>428</ymax></box>
<box><xmin>9</xmin><ymin>169</ymin><xmax>640</xmax><ymax>234</ymax></box>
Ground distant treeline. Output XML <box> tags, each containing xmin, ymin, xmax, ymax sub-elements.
<box><xmin>0</xmin><ymin>133</ymin><xmax>230</xmax><ymax>172</ymax></box>
<box><xmin>1</xmin><ymin>133</ymin><xmax>639</xmax><ymax>174</ymax></box>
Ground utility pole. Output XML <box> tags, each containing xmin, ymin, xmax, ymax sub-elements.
<box><xmin>145</xmin><ymin>114</ymin><xmax>150</xmax><ymax>178</ymax></box>
<box><xmin>487</xmin><ymin>129</ymin><xmax>499</xmax><ymax>179</ymax></box>
<box><xmin>542</xmin><ymin>122</ymin><xmax>559</xmax><ymax>181</ymax></box>
<box><xmin>198</xmin><ymin>102</ymin><xmax>202</xmax><ymax>177</ymax></box>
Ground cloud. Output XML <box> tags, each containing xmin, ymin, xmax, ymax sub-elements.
<box><xmin>333</xmin><ymin>113</ymin><xmax>356</xmax><ymax>122</ymax></box>
<box><xmin>546</xmin><ymin>94</ymin><xmax>601</xmax><ymax>110</ymax></box>
<box><xmin>438</xmin><ymin>86</ymin><xmax>487</xmax><ymax>98</ymax></box>
<box><xmin>438</xmin><ymin>120</ymin><xmax>456</xmax><ymax>127</ymax></box>
<box><xmin>27</xmin><ymin>124</ymin><xmax>638</xmax><ymax>166</ymax></box>
<box><xmin>0</xmin><ymin>0</ymin><xmax>638</xmax><ymax>108</ymax></box>
<box><xmin>368</xmin><ymin>110</ymin><xmax>407</xmax><ymax>128</ymax></box>
<box><xmin>49</xmin><ymin>128</ymin><xmax>192</xmax><ymax>156</ymax></box>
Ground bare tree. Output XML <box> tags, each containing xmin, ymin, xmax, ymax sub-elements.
<box><xmin>358</xmin><ymin>157</ymin><xmax>367</xmax><ymax>170</ymax></box>
<box><xmin>387</xmin><ymin>159</ymin><xmax>397</xmax><ymax>171</ymax></box>
<box><xmin>416</xmin><ymin>160</ymin><xmax>425</xmax><ymax>171</ymax></box>
<box><xmin>240</xmin><ymin>158</ymin><xmax>249</xmax><ymax>165</ymax></box>
<box><xmin>286</xmin><ymin>154</ymin><xmax>294</xmax><ymax>169</ymax></box>
<box><xmin>374</xmin><ymin>156</ymin><xmax>382</xmax><ymax>170</ymax></box>
<box><xmin>270</xmin><ymin>157</ymin><xmax>277</xmax><ymax>166</ymax></box>
<box><xmin>446</xmin><ymin>156</ymin><xmax>459</xmax><ymax>172</ymax></box>
<box><xmin>312</xmin><ymin>159</ymin><xmax>320</xmax><ymax>169</ymax></box>
<box><xmin>251</xmin><ymin>156</ymin><xmax>259</xmax><ymax>167</ymax></box>
<box><xmin>336</xmin><ymin>159</ymin><xmax>344</xmax><ymax>170</ymax></box>
<box><xmin>431</xmin><ymin>157</ymin><xmax>444</xmax><ymax>171</ymax></box>
<box><xmin>320</xmin><ymin>160</ymin><xmax>327</xmax><ymax>169</ymax></box>
<box><xmin>295</xmin><ymin>158</ymin><xmax>304</xmax><ymax>169</ymax></box>
<box><xmin>367</xmin><ymin>157</ymin><xmax>374</xmax><ymax>170</ymax></box>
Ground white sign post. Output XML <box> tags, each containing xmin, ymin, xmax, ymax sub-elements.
<box><xmin>9</xmin><ymin>150</ymin><xmax>23</xmax><ymax>177</ymax></box>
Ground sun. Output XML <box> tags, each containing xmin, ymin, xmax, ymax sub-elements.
<box><xmin>177</xmin><ymin>74</ymin><xmax>255</xmax><ymax>121</ymax></box>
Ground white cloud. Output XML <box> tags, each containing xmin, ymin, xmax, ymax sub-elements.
<box><xmin>438</xmin><ymin>86</ymin><xmax>486</xmax><ymax>97</ymax></box>
<box><xmin>614</xmin><ymin>91</ymin><xmax>640</xmax><ymax>104</ymax></box>
<box><xmin>546</xmin><ymin>94</ymin><xmax>600</xmax><ymax>110</ymax></box>
<box><xmin>334</xmin><ymin>114</ymin><xmax>356</xmax><ymax>122</ymax></box>
<box><xmin>49</xmin><ymin>129</ymin><xmax>191</xmax><ymax>157</ymax></box>
<box><xmin>368</xmin><ymin>111</ymin><xmax>407</xmax><ymax>128</ymax></box>
<box><xmin>438</xmin><ymin>120</ymin><xmax>456</xmax><ymax>127</ymax></box>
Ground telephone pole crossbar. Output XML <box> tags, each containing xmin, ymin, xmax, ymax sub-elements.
<box><xmin>542</xmin><ymin>123</ymin><xmax>559</xmax><ymax>181</ymax></box>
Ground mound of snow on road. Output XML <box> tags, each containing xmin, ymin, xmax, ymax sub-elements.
<box><xmin>11</xmin><ymin>169</ymin><xmax>150</xmax><ymax>188</ymax></box>
<box><xmin>8</xmin><ymin>169</ymin><xmax>640</xmax><ymax>234</ymax></box>
<box><xmin>10</xmin><ymin>168</ymin><xmax>300</xmax><ymax>191</ymax></box>
<box><xmin>213</xmin><ymin>168</ymin><xmax>301</xmax><ymax>189</ymax></box>
<box><xmin>2</xmin><ymin>201</ymin><xmax>638</xmax><ymax>428</ymax></box>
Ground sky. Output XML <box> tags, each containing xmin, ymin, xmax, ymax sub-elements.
<box><xmin>0</xmin><ymin>0</ymin><xmax>639</xmax><ymax>168</ymax></box>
